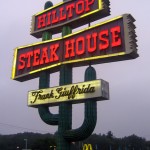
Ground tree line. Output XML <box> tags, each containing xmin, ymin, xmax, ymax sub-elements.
<box><xmin>80</xmin><ymin>131</ymin><xmax>150</xmax><ymax>150</ymax></box>
<box><xmin>0</xmin><ymin>131</ymin><xmax>150</xmax><ymax>150</ymax></box>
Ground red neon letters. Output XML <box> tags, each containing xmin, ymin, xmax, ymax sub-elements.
<box><xmin>18</xmin><ymin>43</ymin><xmax>60</xmax><ymax>70</ymax></box>
<box><xmin>37</xmin><ymin>0</ymin><xmax>94</xmax><ymax>29</ymax></box>
<box><xmin>18</xmin><ymin>26</ymin><xmax>122</xmax><ymax>70</ymax></box>
<box><xmin>65</xmin><ymin>26</ymin><xmax>122</xmax><ymax>58</ymax></box>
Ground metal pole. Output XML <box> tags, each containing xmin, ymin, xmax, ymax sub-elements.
<box><xmin>110</xmin><ymin>145</ymin><xmax>112</xmax><ymax>150</ymax></box>
<box><xmin>95</xmin><ymin>144</ymin><xmax>98</xmax><ymax>150</ymax></box>
<box><xmin>24</xmin><ymin>139</ymin><xmax>27</xmax><ymax>149</ymax></box>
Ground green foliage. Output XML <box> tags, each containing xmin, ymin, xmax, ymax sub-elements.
<box><xmin>0</xmin><ymin>132</ymin><xmax>150</xmax><ymax>150</ymax></box>
<box><xmin>81</xmin><ymin>133</ymin><xmax>149</xmax><ymax>150</ymax></box>
<box><xmin>0</xmin><ymin>132</ymin><xmax>55</xmax><ymax>150</ymax></box>
<box><xmin>31</xmin><ymin>137</ymin><xmax>56</xmax><ymax>150</ymax></box>
<box><xmin>121</xmin><ymin>134</ymin><xmax>147</xmax><ymax>150</ymax></box>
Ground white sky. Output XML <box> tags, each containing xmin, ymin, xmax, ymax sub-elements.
<box><xmin>0</xmin><ymin>0</ymin><xmax>150</xmax><ymax>140</ymax></box>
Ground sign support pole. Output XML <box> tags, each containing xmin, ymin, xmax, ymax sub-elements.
<box><xmin>37</xmin><ymin>1</ymin><xmax>98</xmax><ymax>150</ymax></box>
<box><xmin>57</xmin><ymin>26</ymin><xmax>73</xmax><ymax>150</ymax></box>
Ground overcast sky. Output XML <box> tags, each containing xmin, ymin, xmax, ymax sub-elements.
<box><xmin>0</xmin><ymin>0</ymin><xmax>150</xmax><ymax>140</ymax></box>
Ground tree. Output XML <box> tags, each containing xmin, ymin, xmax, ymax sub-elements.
<box><xmin>122</xmin><ymin>134</ymin><xmax>146</xmax><ymax>150</ymax></box>
<box><xmin>107</xmin><ymin>131</ymin><xmax>114</xmax><ymax>139</ymax></box>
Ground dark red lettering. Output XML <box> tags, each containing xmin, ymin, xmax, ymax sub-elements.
<box><xmin>99</xmin><ymin>30</ymin><xmax>109</xmax><ymax>50</ymax></box>
<box><xmin>66</xmin><ymin>4</ymin><xmax>75</xmax><ymax>18</ymax></box>
<box><xmin>37</xmin><ymin>14</ymin><xmax>47</xmax><ymax>29</ymax></box>
<box><xmin>86</xmin><ymin>33</ymin><xmax>97</xmax><ymax>53</ymax></box>
<box><xmin>18</xmin><ymin>54</ymin><xmax>26</xmax><ymax>70</ymax></box>
<box><xmin>33</xmin><ymin>49</ymin><xmax>40</xmax><ymax>66</ymax></box>
<box><xmin>76</xmin><ymin>1</ymin><xmax>85</xmax><ymax>15</ymax></box>
<box><xmin>76</xmin><ymin>37</ymin><xmax>85</xmax><ymax>55</ymax></box>
<box><xmin>26</xmin><ymin>51</ymin><xmax>33</xmax><ymax>68</ymax></box>
<box><xmin>40</xmin><ymin>47</ymin><xmax>49</xmax><ymax>65</ymax></box>
<box><xmin>65</xmin><ymin>39</ymin><xmax>75</xmax><ymax>58</ymax></box>
<box><xmin>47</xmin><ymin>12</ymin><xmax>51</xmax><ymax>26</ymax></box>
<box><xmin>49</xmin><ymin>43</ymin><xmax>59</xmax><ymax>62</ymax></box>
<box><xmin>59</xmin><ymin>7</ymin><xmax>67</xmax><ymax>21</ymax></box>
<box><xmin>52</xmin><ymin>10</ymin><xmax>59</xmax><ymax>24</ymax></box>
<box><xmin>85</xmin><ymin>0</ymin><xmax>94</xmax><ymax>12</ymax></box>
<box><xmin>111</xmin><ymin>26</ymin><xmax>122</xmax><ymax>47</ymax></box>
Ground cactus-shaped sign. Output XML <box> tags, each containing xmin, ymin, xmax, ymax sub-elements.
<box><xmin>12</xmin><ymin>0</ymin><xmax>138</xmax><ymax>149</ymax></box>
<box><xmin>35</xmin><ymin>2</ymin><xmax>110</xmax><ymax>149</ymax></box>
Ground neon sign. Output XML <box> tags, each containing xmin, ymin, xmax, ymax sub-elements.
<box><xmin>28</xmin><ymin>80</ymin><xmax>109</xmax><ymax>107</ymax></box>
<box><xmin>30</xmin><ymin>0</ymin><xmax>110</xmax><ymax>38</ymax></box>
<box><xmin>12</xmin><ymin>14</ymin><xmax>138</xmax><ymax>81</ymax></box>
<box><xmin>12</xmin><ymin>0</ymin><xmax>138</xmax><ymax>149</ymax></box>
